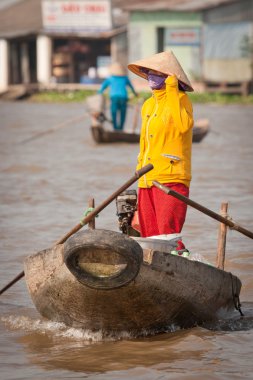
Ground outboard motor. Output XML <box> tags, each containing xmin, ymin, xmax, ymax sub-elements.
<box><xmin>116</xmin><ymin>190</ymin><xmax>139</xmax><ymax>236</ymax></box>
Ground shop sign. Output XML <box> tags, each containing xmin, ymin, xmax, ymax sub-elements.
<box><xmin>165</xmin><ymin>28</ymin><xmax>200</xmax><ymax>46</ymax></box>
<box><xmin>42</xmin><ymin>0</ymin><xmax>112</xmax><ymax>32</ymax></box>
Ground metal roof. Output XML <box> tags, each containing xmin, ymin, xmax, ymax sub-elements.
<box><xmin>0</xmin><ymin>0</ymin><xmax>127</xmax><ymax>39</ymax></box>
<box><xmin>121</xmin><ymin>0</ymin><xmax>240</xmax><ymax>11</ymax></box>
<box><xmin>0</xmin><ymin>0</ymin><xmax>42</xmax><ymax>37</ymax></box>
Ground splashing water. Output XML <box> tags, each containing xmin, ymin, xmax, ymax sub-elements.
<box><xmin>1</xmin><ymin>315</ymin><xmax>181</xmax><ymax>342</ymax></box>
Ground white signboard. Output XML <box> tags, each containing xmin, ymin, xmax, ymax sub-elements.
<box><xmin>42</xmin><ymin>0</ymin><xmax>112</xmax><ymax>32</ymax></box>
<box><xmin>165</xmin><ymin>28</ymin><xmax>200</xmax><ymax>46</ymax></box>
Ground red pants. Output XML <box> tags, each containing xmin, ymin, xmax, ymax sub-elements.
<box><xmin>138</xmin><ymin>183</ymin><xmax>189</xmax><ymax>238</ymax></box>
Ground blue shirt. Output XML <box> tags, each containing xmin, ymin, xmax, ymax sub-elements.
<box><xmin>98</xmin><ymin>75</ymin><xmax>136</xmax><ymax>99</ymax></box>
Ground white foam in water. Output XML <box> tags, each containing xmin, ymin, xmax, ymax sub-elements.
<box><xmin>1</xmin><ymin>315</ymin><xmax>181</xmax><ymax>341</ymax></box>
<box><xmin>1</xmin><ymin>315</ymin><xmax>112</xmax><ymax>342</ymax></box>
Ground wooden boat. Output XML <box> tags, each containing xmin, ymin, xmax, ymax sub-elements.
<box><xmin>192</xmin><ymin>118</ymin><xmax>210</xmax><ymax>143</ymax></box>
<box><xmin>91</xmin><ymin>125</ymin><xmax>140</xmax><ymax>144</ymax></box>
<box><xmin>87</xmin><ymin>94</ymin><xmax>210</xmax><ymax>145</ymax></box>
<box><xmin>90</xmin><ymin>118</ymin><xmax>210</xmax><ymax>144</ymax></box>
<box><xmin>24</xmin><ymin>229</ymin><xmax>241</xmax><ymax>337</ymax></box>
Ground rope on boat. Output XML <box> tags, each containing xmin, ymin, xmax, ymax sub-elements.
<box><xmin>230</xmin><ymin>272</ymin><xmax>244</xmax><ymax>316</ymax></box>
<box><xmin>225</xmin><ymin>215</ymin><xmax>238</xmax><ymax>231</ymax></box>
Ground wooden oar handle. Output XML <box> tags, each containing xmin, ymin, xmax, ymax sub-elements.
<box><xmin>153</xmin><ymin>180</ymin><xmax>253</xmax><ymax>240</ymax></box>
<box><xmin>55</xmin><ymin>164</ymin><xmax>154</xmax><ymax>245</ymax></box>
<box><xmin>136</xmin><ymin>163</ymin><xmax>153</xmax><ymax>178</ymax></box>
<box><xmin>0</xmin><ymin>270</ymin><xmax>24</xmax><ymax>295</ymax></box>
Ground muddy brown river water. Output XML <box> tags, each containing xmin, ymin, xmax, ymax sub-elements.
<box><xmin>0</xmin><ymin>100</ymin><xmax>253</xmax><ymax>379</ymax></box>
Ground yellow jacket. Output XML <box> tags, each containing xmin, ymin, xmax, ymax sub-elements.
<box><xmin>137</xmin><ymin>75</ymin><xmax>194</xmax><ymax>188</ymax></box>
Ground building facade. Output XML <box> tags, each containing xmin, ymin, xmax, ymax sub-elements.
<box><xmin>0</xmin><ymin>0</ymin><xmax>252</xmax><ymax>93</ymax></box>
<box><xmin>0</xmin><ymin>0</ymin><xmax>128</xmax><ymax>92</ymax></box>
<box><xmin>126</xmin><ymin>0</ymin><xmax>253</xmax><ymax>91</ymax></box>
<box><xmin>202</xmin><ymin>0</ymin><xmax>253</xmax><ymax>83</ymax></box>
<box><xmin>127</xmin><ymin>10</ymin><xmax>202</xmax><ymax>82</ymax></box>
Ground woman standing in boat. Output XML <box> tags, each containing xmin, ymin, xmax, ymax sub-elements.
<box><xmin>98</xmin><ymin>62</ymin><xmax>138</xmax><ymax>131</ymax></box>
<box><xmin>128</xmin><ymin>51</ymin><xmax>194</xmax><ymax>252</ymax></box>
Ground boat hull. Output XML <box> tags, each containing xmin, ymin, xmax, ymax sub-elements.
<box><xmin>90</xmin><ymin>126</ymin><xmax>140</xmax><ymax>144</ymax></box>
<box><xmin>24</xmin><ymin>234</ymin><xmax>241</xmax><ymax>336</ymax></box>
<box><xmin>90</xmin><ymin>119</ymin><xmax>209</xmax><ymax>144</ymax></box>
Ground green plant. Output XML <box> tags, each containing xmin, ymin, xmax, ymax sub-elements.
<box><xmin>27</xmin><ymin>90</ymin><xmax>253</xmax><ymax>105</ymax></box>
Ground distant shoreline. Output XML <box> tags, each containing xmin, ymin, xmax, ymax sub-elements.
<box><xmin>26</xmin><ymin>90</ymin><xmax>253</xmax><ymax>105</ymax></box>
<box><xmin>1</xmin><ymin>86</ymin><xmax>252</xmax><ymax>105</ymax></box>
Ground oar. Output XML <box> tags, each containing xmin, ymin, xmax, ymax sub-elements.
<box><xmin>19</xmin><ymin>113</ymin><xmax>88</xmax><ymax>144</ymax></box>
<box><xmin>0</xmin><ymin>164</ymin><xmax>153</xmax><ymax>296</ymax></box>
<box><xmin>152</xmin><ymin>181</ymin><xmax>253</xmax><ymax>240</ymax></box>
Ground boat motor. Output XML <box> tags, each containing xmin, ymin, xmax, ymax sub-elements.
<box><xmin>116</xmin><ymin>190</ymin><xmax>139</xmax><ymax>236</ymax></box>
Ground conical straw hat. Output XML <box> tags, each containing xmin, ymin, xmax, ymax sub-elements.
<box><xmin>128</xmin><ymin>51</ymin><xmax>193</xmax><ymax>92</ymax></box>
<box><xmin>109</xmin><ymin>62</ymin><xmax>126</xmax><ymax>76</ymax></box>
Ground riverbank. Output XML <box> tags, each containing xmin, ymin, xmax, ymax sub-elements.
<box><xmin>26</xmin><ymin>89</ymin><xmax>253</xmax><ymax>105</ymax></box>
<box><xmin>1</xmin><ymin>80</ymin><xmax>253</xmax><ymax>104</ymax></box>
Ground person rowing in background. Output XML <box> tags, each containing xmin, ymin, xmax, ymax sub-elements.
<box><xmin>98</xmin><ymin>62</ymin><xmax>138</xmax><ymax>131</ymax></box>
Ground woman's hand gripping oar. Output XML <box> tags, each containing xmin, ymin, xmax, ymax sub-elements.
<box><xmin>0</xmin><ymin>164</ymin><xmax>153</xmax><ymax>296</ymax></box>
<box><xmin>152</xmin><ymin>180</ymin><xmax>253</xmax><ymax>240</ymax></box>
